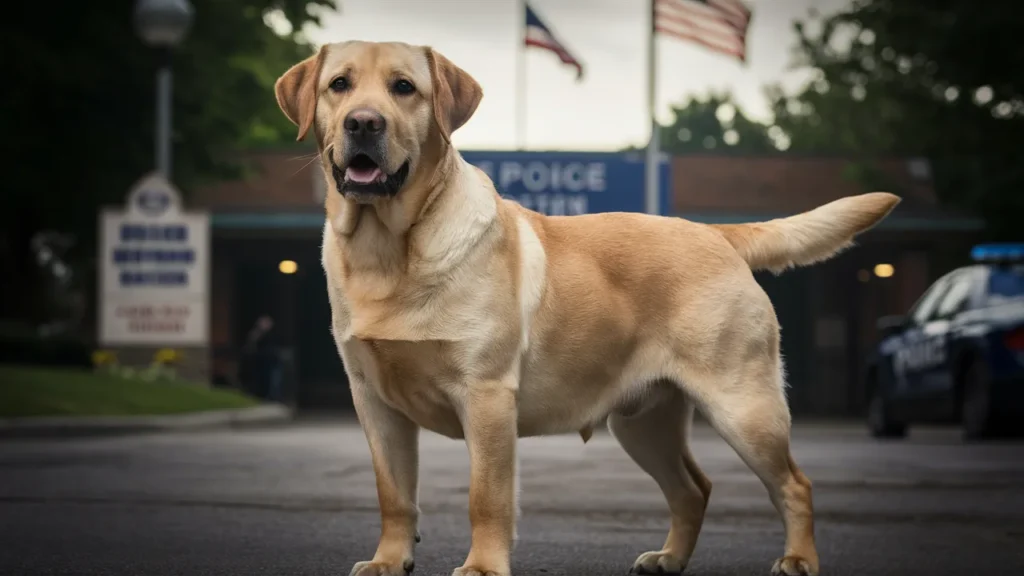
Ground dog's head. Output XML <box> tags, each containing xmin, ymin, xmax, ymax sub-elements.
<box><xmin>274</xmin><ymin>41</ymin><xmax>482</xmax><ymax>205</ymax></box>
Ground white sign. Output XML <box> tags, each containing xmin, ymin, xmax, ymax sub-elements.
<box><xmin>98</xmin><ymin>173</ymin><xmax>210</xmax><ymax>346</ymax></box>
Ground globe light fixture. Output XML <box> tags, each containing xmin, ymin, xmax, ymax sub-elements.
<box><xmin>135</xmin><ymin>0</ymin><xmax>194</xmax><ymax>47</ymax></box>
<box><xmin>134</xmin><ymin>0</ymin><xmax>194</xmax><ymax>178</ymax></box>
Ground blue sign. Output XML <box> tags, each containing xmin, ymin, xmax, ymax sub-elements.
<box><xmin>460</xmin><ymin>151</ymin><xmax>671</xmax><ymax>216</ymax></box>
<box><xmin>113</xmin><ymin>249</ymin><xmax>196</xmax><ymax>264</ymax></box>
<box><xmin>120</xmin><ymin>224</ymin><xmax>189</xmax><ymax>242</ymax></box>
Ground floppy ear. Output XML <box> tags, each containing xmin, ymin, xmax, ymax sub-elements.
<box><xmin>274</xmin><ymin>47</ymin><xmax>326</xmax><ymax>142</ymax></box>
<box><xmin>424</xmin><ymin>47</ymin><xmax>483</xmax><ymax>144</ymax></box>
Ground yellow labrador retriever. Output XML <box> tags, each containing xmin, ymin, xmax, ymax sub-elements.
<box><xmin>275</xmin><ymin>40</ymin><xmax>898</xmax><ymax>576</ymax></box>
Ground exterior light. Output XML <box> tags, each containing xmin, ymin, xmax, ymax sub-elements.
<box><xmin>278</xmin><ymin>260</ymin><xmax>298</xmax><ymax>275</ymax></box>
<box><xmin>134</xmin><ymin>0</ymin><xmax>194</xmax><ymax>178</ymax></box>
<box><xmin>874</xmin><ymin>263</ymin><xmax>894</xmax><ymax>278</ymax></box>
<box><xmin>134</xmin><ymin>0</ymin><xmax>195</xmax><ymax>47</ymax></box>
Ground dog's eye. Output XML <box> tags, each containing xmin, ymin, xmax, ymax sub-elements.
<box><xmin>329</xmin><ymin>77</ymin><xmax>349</xmax><ymax>93</ymax></box>
<box><xmin>392</xmin><ymin>79</ymin><xmax>415</xmax><ymax>95</ymax></box>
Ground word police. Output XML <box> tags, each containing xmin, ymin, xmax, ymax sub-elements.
<box><xmin>893</xmin><ymin>337</ymin><xmax>946</xmax><ymax>377</ymax></box>
<box><xmin>470</xmin><ymin>160</ymin><xmax>606</xmax><ymax>216</ymax></box>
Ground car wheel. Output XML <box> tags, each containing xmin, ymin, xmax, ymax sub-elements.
<box><xmin>962</xmin><ymin>360</ymin><xmax>999</xmax><ymax>440</ymax></box>
<box><xmin>868</xmin><ymin>391</ymin><xmax>907</xmax><ymax>439</ymax></box>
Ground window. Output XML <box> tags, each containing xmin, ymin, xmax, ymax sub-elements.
<box><xmin>909</xmin><ymin>275</ymin><xmax>953</xmax><ymax>325</ymax></box>
<box><xmin>987</xmin><ymin>268</ymin><xmax>1024</xmax><ymax>303</ymax></box>
<box><xmin>934</xmin><ymin>274</ymin><xmax>974</xmax><ymax>318</ymax></box>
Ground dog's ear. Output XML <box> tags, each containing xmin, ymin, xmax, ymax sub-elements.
<box><xmin>425</xmin><ymin>47</ymin><xmax>483</xmax><ymax>144</ymax></box>
<box><xmin>275</xmin><ymin>47</ymin><xmax>326</xmax><ymax>142</ymax></box>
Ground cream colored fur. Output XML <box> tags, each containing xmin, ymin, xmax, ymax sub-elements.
<box><xmin>274</xmin><ymin>40</ymin><xmax>900</xmax><ymax>576</ymax></box>
<box><xmin>713</xmin><ymin>192</ymin><xmax>898</xmax><ymax>274</ymax></box>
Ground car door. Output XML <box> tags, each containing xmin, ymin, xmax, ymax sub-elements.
<box><xmin>914</xmin><ymin>270</ymin><xmax>978</xmax><ymax>398</ymax></box>
<box><xmin>890</xmin><ymin>273</ymin><xmax>954</xmax><ymax>398</ymax></box>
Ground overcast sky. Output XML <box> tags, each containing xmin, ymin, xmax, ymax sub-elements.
<box><xmin>302</xmin><ymin>0</ymin><xmax>851</xmax><ymax>151</ymax></box>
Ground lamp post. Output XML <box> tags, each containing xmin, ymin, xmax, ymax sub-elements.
<box><xmin>134</xmin><ymin>0</ymin><xmax>194</xmax><ymax>179</ymax></box>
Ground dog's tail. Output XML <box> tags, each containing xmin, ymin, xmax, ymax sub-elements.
<box><xmin>711</xmin><ymin>192</ymin><xmax>900</xmax><ymax>274</ymax></box>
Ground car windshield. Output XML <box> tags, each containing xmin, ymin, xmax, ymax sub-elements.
<box><xmin>987</xmin><ymin>267</ymin><xmax>1024</xmax><ymax>304</ymax></box>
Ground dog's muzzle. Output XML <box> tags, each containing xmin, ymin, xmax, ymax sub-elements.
<box><xmin>332</xmin><ymin>152</ymin><xmax>410</xmax><ymax>199</ymax></box>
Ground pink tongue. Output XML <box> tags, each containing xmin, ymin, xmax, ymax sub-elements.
<box><xmin>345</xmin><ymin>166</ymin><xmax>383</xmax><ymax>184</ymax></box>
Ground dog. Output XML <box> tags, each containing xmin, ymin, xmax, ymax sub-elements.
<box><xmin>274</xmin><ymin>40</ymin><xmax>899</xmax><ymax>576</ymax></box>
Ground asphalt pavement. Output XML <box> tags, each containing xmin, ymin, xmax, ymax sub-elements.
<box><xmin>1</xmin><ymin>417</ymin><xmax>1022</xmax><ymax>575</ymax></box>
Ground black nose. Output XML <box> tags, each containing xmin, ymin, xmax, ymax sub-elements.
<box><xmin>344</xmin><ymin>109</ymin><xmax>386</xmax><ymax>138</ymax></box>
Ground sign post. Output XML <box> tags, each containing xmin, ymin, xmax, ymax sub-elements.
<box><xmin>98</xmin><ymin>172</ymin><xmax>210</xmax><ymax>380</ymax></box>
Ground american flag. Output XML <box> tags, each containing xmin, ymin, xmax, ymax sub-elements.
<box><xmin>654</xmin><ymin>0</ymin><xmax>752</xmax><ymax>62</ymax></box>
<box><xmin>524</xmin><ymin>3</ymin><xmax>584</xmax><ymax>80</ymax></box>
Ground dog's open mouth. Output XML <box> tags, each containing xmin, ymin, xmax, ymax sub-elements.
<box><xmin>345</xmin><ymin>154</ymin><xmax>384</xmax><ymax>184</ymax></box>
<box><xmin>333</xmin><ymin>154</ymin><xmax>410</xmax><ymax>199</ymax></box>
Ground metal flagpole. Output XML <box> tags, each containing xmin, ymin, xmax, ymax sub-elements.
<box><xmin>643</xmin><ymin>0</ymin><xmax>660</xmax><ymax>215</ymax></box>
<box><xmin>516</xmin><ymin>0</ymin><xmax>528</xmax><ymax>150</ymax></box>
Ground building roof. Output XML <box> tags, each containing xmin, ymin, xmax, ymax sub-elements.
<box><xmin>671</xmin><ymin>155</ymin><xmax>940</xmax><ymax>213</ymax></box>
<box><xmin>196</xmin><ymin>150</ymin><xmax>984</xmax><ymax>232</ymax></box>
<box><xmin>669</xmin><ymin>154</ymin><xmax>982</xmax><ymax>231</ymax></box>
<box><xmin>192</xmin><ymin>148</ymin><xmax>322</xmax><ymax>211</ymax></box>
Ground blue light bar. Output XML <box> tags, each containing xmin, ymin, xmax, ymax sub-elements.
<box><xmin>970</xmin><ymin>243</ymin><xmax>1024</xmax><ymax>263</ymax></box>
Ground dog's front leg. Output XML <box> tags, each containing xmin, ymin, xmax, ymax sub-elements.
<box><xmin>452</xmin><ymin>380</ymin><xmax>518</xmax><ymax>576</ymax></box>
<box><xmin>349</xmin><ymin>382</ymin><xmax>420</xmax><ymax>576</ymax></box>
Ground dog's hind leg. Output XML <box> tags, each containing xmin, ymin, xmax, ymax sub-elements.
<box><xmin>680</xmin><ymin>355</ymin><xmax>819</xmax><ymax>576</ymax></box>
<box><xmin>609</xmin><ymin>384</ymin><xmax>712</xmax><ymax>575</ymax></box>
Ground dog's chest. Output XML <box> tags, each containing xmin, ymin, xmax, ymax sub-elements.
<box><xmin>347</xmin><ymin>338</ymin><xmax>466</xmax><ymax>439</ymax></box>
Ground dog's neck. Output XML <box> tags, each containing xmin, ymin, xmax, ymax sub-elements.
<box><xmin>325</xmin><ymin>145</ymin><xmax>499</xmax><ymax>284</ymax></box>
<box><xmin>322</xmin><ymin>145</ymin><xmax>502</xmax><ymax>342</ymax></box>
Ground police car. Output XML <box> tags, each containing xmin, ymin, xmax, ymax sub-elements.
<box><xmin>865</xmin><ymin>243</ymin><xmax>1024</xmax><ymax>440</ymax></box>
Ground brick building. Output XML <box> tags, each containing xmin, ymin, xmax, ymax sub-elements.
<box><xmin>193</xmin><ymin>147</ymin><xmax>983</xmax><ymax>416</ymax></box>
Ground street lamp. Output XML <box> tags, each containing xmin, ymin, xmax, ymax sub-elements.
<box><xmin>134</xmin><ymin>0</ymin><xmax>194</xmax><ymax>179</ymax></box>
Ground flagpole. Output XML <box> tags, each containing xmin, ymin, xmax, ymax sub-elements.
<box><xmin>516</xmin><ymin>0</ymin><xmax>528</xmax><ymax>150</ymax></box>
<box><xmin>643</xmin><ymin>0</ymin><xmax>660</xmax><ymax>215</ymax></box>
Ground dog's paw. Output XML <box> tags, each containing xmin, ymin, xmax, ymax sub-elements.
<box><xmin>771</xmin><ymin>555</ymin><xmax>818</xmax><ymax>576</ymax></box>
<box><xmin>450</xmin><ymin>565</ymin><xmax>509</xmax><ymax>576</ymax></box>
<box><xmin>628</xmin><ymin>550</ymin><xmax>685</xmax><ymax>574</ymax></box>
<box><xmin>349</xmin><ymin>559</ymin><xmax>415</xmax><ymax>576</ymax></box>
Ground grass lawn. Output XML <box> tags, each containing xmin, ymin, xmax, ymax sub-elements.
<box><xmin>0</xmin><ymin>365</ymin><xmax>260</xmax><ymax>418</ymax></box>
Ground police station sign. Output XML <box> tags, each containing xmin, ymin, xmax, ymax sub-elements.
<box><xmin>98</xmin><ymin>173</ymin><xmax>210</xmax><ymax>346</ymax></box>
<box><xmin>461</xmin><ymin>151</ymin><xmax>670</xmax><ymax>216</ymax></box>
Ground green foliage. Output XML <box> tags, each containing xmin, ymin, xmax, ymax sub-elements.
<box><xmin>768</xmin><ymin>1</ymin><xmax>1024</xmax><ymax>239</ymax></box>
<box><xmin>0</xmin><ymin>321</ymin><xmax>92</xmax><ymax>368</ymax></box>
<box><xmin>660</xmin><ymin>92</ymin><xmax>778</xmax><ymax>154</ymax></box>
<box><xmin>622</xmin><ymin>92</ymin><xmax>780</xmax><ymax>154</ymax></box>
<box><xmin>1</xmin><ymin>1</ymin><xmax>335</xmax><ymax>324</ymax></box>
<box><xmin>0</xmin><ymin>365</ymin><xmax>258</xmax><ymax>418</ymax></box>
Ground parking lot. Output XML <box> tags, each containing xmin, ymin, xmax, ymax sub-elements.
<box><xmin>1</xmin><ymin>419</ymin><xmax>1022</xmax><ymax>575</ymax></box>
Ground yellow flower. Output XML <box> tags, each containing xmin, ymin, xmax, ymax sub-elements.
<box><xmin>154</xmin><ymin>348</ymin><xmax>181</xmax><ymax>365</ymax></box>
<box><xmin>92</xmin><ymin>350</ymin><xmax>116</xmax><ymax>367</ymax></box>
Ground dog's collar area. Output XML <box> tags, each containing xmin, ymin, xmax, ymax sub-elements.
<box><xmin>333</xmin><ymin>160</ymin><xmax>410</xmax><ymax>198</ymax></box>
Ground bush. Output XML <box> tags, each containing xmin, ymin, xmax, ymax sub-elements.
<box><xmin>0</xmin><ymin>322</ymin><xmax>91</xmax><ymax>368</ymax></box>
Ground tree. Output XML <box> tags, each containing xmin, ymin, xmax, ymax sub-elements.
<box><xmin>768</xmin><ymin>1</ymin><xmax>1024</xmax><ymax>239</ymax></box>
<box><xmin>624</xmin><ymin>92</ymin><xmax>780</xmax><ymax>154</ymax></box>
<box><xmin>1</xmin><ymin>1</ymin><xmax>334</xmax><ymax>326</ymax></box>
<box><xmin>660</xmin><ymin>92</ymin><xmax>778</xmax><ymax>154</ymax></box>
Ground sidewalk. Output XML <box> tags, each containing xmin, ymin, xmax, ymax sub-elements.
<box><xmin>0</xmin><ymin>404</ymin><xmax>294</xmax><ymax>439</ymax></box>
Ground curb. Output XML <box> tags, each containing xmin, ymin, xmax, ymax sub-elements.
<box><xmin>0</xmin><ymin>404</ymin><xmax>294</xmax><ymax>439</ymax></box>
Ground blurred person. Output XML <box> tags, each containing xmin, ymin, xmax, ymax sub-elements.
<box><xmin>241</xmin><ymin>314</ymin><xmax>282</xmax><ymax>402</ymax></box>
